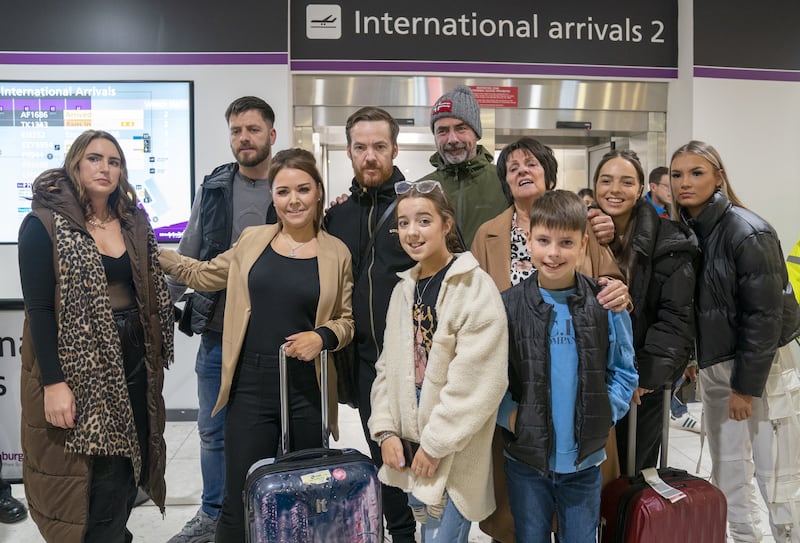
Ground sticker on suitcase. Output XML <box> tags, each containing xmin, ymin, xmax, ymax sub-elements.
<box><xmin>247</xmin><ymin>452</ymin><xmax>382</xmax><ymax>543</ymax></box>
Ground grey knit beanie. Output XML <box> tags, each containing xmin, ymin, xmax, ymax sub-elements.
<box><xmin>430</xmin><ymin>85</ymin><xmax>482</xmax><ymax>139</ymax></box>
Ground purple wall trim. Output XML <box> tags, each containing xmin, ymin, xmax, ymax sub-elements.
<box><xmin>0</xmin><ymin>52</ymin><xmax>288</xmax><ymax>65</ymax></box>
<box><xmin>694</xmin><ymin>66</ymin><xmax>800</xmax><ymax>82</ymax></box>
<box><xmin>290</xmin><ymin>60</ymin><xmax>678</xmax><ymax>79</ymax></box>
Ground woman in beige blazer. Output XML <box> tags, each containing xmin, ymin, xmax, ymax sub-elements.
<box><xmin>159</xmin><ymin>149</ymin><xmax>354</xmax><ymax>543</ymax></box>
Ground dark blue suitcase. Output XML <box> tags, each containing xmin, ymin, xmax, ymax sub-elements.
<box><xmin>244</xmin><ymin>345</ymin><xmax>383</xmax><ymax>542</ymax></box>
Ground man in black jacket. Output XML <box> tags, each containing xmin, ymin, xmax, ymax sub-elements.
<box><xmin>167</xmin><ymin>96</ymin><xmax>277</xmax><ymax>543</ymax></box>
<box><xmin>324</xmin><ymin>107</ymin><xmax>417</xmax><ymax>542</ymax></box>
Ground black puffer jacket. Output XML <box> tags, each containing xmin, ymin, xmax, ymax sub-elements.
<box><xmin>502</xmin><ymin>272</ymin><xmax>613</xmax><ymax>471</ymax></box>
<box><xmin>684</xmin><ymin>191</ymin><xmax>800</xmax><ymax>397</ymax></box>
<box><xmin>625</xmin><ymin>201</ymin><xmax>699</xmax><ymax>389</ymax></box>
<box><xmin>323</xmin><ymin>167</ymin><xmax>415</xmax><ymax>365</ymax></box>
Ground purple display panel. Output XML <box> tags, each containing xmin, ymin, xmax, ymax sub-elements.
<box><xmin>66</xmin><ymin>98</ymin><xmax>92</xmax><ymax>110</ymax></box>
<box><xmin>40</xmin><ymin>99</ymin><xmax>64</xmax><ymax>112</ymax></box>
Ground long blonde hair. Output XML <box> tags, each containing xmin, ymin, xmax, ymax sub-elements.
<box><xmin>670</xmin><ymin>141</ymin><xmax>746</xmax><ymax>214</ymax></box>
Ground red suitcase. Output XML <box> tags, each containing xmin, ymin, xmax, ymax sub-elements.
<box><xmin>599</xmin><ymin>387</ymin><xmax>727</xmax><ymax>542</ymax></box>
<box><xmin>244</xmin><ymin>345</ymin><xmax>383</xmax><ymax>542</ymax></box>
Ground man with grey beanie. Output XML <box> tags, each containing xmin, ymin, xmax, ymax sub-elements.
<box><xmin>421</xmin><ymin>84</ymin><xmax>508</xmax><ymax>247</ymax></box>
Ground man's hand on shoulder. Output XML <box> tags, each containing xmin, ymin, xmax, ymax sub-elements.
<box><xmin>326</xmin><ymin>193</ymin><xmax>350</xmax><ymax>211</ymax></box>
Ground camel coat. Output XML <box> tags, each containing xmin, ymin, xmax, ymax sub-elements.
<box><xmin>159</xmin><ymin>224</ymin><xmax>354</xmax><ymax>439</ymax></box>
<box><xmin>470</xmin><ymin>205</ymin><xmax>623</xmax><ymax>290</ymax></box>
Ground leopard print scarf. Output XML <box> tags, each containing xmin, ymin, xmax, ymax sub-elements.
<box><xmin>53</xmin><ymin>211</ymin><xmax>174</xmax><ymax>480</ymax></box>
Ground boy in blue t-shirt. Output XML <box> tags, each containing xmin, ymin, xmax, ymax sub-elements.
<box><xmin>497</xmin><ymin>190</ymin><xmax>637</xmax><ymax>542</ymax></box>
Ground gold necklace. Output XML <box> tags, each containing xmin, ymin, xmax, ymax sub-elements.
<box><xmin>282</xmin><ymin>232</ymin><xmax>312</xmax><ymax>258</ymax></box>
<box><xmin>86</xmin><ymin>214</ymin><xmax>114</xmax><ymax>229</ymax></box>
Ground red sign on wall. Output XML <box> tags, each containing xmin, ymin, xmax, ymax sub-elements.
<box><xmin>469</xmin><ymin>86</ymin><xmax>519</xmax><ymax>108</ymax></box>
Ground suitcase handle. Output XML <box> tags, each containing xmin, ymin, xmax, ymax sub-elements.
<box><xmin>625</xmin><ymin>383</ymin><xmax>672</xmax><ymax>477</ymax></box>
<box><xmin>279</xmin><ymin>343</ymin><xmax>330</xmax><ymax>455</ymax></box>
<box><xmin>275</xmin><ymin>447</ymin><xmax>346</xmax><ymax>465</ymax></box>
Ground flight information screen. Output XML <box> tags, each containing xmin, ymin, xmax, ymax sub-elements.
<box><xmin>0</xmin><ymin>80</ymin><xmax>194</xmax><ymax>243</ymax></box>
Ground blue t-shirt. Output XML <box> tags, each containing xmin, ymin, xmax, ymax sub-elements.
<box><xmin>541</xmin><ymin>287</ymin><xmax>584</xmax><ymax>472</ymax></box>
<box><xmin>496</xmin><ymin>283</ymin><xmax>637</xmax><ymax>473</ymax></box>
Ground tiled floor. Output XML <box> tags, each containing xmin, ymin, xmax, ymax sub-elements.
<box><xmin>0</xmin><ymin>403</ymin><xmax>775</xmax><ymax>542</ymax></box>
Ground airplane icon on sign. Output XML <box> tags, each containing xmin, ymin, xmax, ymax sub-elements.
<box><xmin>310</xmin><ymin>14</ymin><xmax>337</xmax><ymax>27</ymax></box>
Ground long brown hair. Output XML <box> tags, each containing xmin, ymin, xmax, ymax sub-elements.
<box><xmin>592</xmin><ymin>149</ymin><xmax>646</xmax><ymax>285</ymax></box>
<box><xmin>33</xmin><ymin>130</ymin><xmax>138</xmax><ymax>225</ymax></box>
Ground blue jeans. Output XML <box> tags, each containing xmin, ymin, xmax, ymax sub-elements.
<box><xmin>670</xmin><ymin>394</ymin><xmax>688</xmax><ymax>417</ymax></box>
<box><xmin>407</xmin><ymin>492</ymin><xmax>470</xmax><ymax>543</ymax></box>
<box><xmin>196</xmin><ymin>331</ymin><xmax>225</xmax><ymax>519</ymax></box>
<box><xmin>505</xmin><ymin>456</ymin><xmax>601</xmax><ymax>543</ymax></box>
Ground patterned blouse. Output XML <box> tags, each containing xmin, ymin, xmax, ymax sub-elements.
<box><xmin>510</xmin><ymin>211</ymin><xmax>535</xmax><ymax>286</ymax></box>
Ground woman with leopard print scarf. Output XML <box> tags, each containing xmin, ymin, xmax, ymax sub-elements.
<box><xmin>18</xmin><ymin>129</ymin><xmax>174</xmax><ymax>543</ymax></box>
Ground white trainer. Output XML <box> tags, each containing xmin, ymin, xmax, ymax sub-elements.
<box><xmin>670</xmin><ymin>411</ymin><xmax>701</xmax><ymax>433</ymax></box>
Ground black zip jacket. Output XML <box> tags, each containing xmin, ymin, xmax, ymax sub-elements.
<box><xmin>179</xmin><ymin>162</ymin><xmax>277</xmax><ymax>335</ymax></box>
<box><xmin>323</xmin><ymin>167</ymin><xmax>415</xmax><ymax>365</ymax></box>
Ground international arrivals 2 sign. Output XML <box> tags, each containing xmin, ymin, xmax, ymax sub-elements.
<box><xmin>292</xmin><ymin>0</ymin><xmax>678</xmax><ymax>78</ymax></box>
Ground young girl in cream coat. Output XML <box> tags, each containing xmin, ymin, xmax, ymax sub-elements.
<box><xmin>368</xmin><ymin>179</ymin><xmax>508</xmax><ymax>542</ymax></box>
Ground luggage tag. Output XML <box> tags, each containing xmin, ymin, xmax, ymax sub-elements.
<box><xmin>640</xmin><ymin>468</ymin><xmax>687</xmax><ymax>503</ymax></box>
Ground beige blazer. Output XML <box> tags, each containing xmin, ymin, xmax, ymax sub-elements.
<box><xmin>159</xmin><ymin>224</ymin><xmax>354</xmax><ymax>438</ymax></box>
<box><xmin>470</xmin><ymin>206</ymin><xmax>623</xmax><ymax>291</ymax></box>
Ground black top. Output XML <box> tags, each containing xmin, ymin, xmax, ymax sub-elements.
<box><xmin>412</xmin><ymin>258</ymin><xmax>456</xmax><ymax>356</ymax></box>
<box><xmin>18</xmin><ymin>216</ymin><xmax>137</xmax><ymax>385</ymax></box>
<box><xmin>243</xmin><ymin>244</ymin><xmax>337</xmax><ymax>356</ymax></box>
<box><xmin>103</xmin><ymin>253</ymin><xmax>136</xmax><ymax>310</ymax></box>
<box><xmin>412</xmin><ymin>258</ymin><xmax>455</xmax><ymax>388</ymax></box>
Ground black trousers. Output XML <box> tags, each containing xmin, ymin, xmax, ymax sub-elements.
<box><xmin>358</xmin><ymin>359</ymin><xmax>416</xmax><ymax>543</ymax></box>
<box><xmin>85</xmin><ymin>307</ymin><xmax>149</xmax><ymax>543</ymax></box>
<box><xmin>616</xmin><ymin>387</ymin><xmax>665</xmax><ymax>474</ymax></box>
<box><xmin>215</xmin><ymin>351</ymin><xmax>323</xmax><ymax>543</ymax></box>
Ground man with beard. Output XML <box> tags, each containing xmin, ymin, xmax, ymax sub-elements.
<box><xmin>324</xmin><ymin>107</ymin><xmax>418</xmax><ymax>543</ymax></box>
<box><xmin>421</xmin><ymin>85</ymin><xmax>508</xmax><ymax>248</ymax></box>
<box><xmin>167</xmin><ymin>96</ymin><xmax>277</xmax><ymax>543</ymax></box>
<box><xmin>423</xmin><ymin>85</ymin><xmax>616</xmax><ymax>251</ymax></box>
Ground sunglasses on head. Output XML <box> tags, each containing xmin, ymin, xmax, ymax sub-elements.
<box><xmin>394</xmin><ymin>179</ymin><xmax>443</xmax><ymax>195</ymax></box>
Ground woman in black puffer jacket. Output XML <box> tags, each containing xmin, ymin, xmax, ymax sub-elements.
<box><xmin>593</xmin><ymin>150</ymin><xmax>699</xmax><ymax>475</ymax></box>
<box><xmin>671</xmin><ymin>140</ymin><xmax>800</xmax><ymax>543</ymax></box>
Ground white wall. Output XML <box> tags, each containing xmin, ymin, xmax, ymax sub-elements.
<box><xmin>691</xmin><ymin>79</ymin><xmax>800</xmax><ymax>254</ymax></box>
<box><xmin>666</xmin><ymin>0</ymin><xmax>695</xmax><ymax>156</ymax></box>
<box><xmin>0</xmin><ymin>63</ymin><xmax>291</xmax><ymax>410</ymax></box>
<box><xmin>668</xmin><ymin>0</ymin><xmax>799</xmax><ymax>254</ymax></box>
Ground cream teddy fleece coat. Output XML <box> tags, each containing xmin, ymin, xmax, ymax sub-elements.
<box><xmin>368</xmin><ymin>251</ymin><xmax>508</xmax><ymax>521</ymax></box>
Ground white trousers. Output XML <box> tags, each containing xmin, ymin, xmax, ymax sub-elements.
<box><xmin>700</xmin><ymin>344</ymin><xmax>800</xmax><ymax>543</ymax></box>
